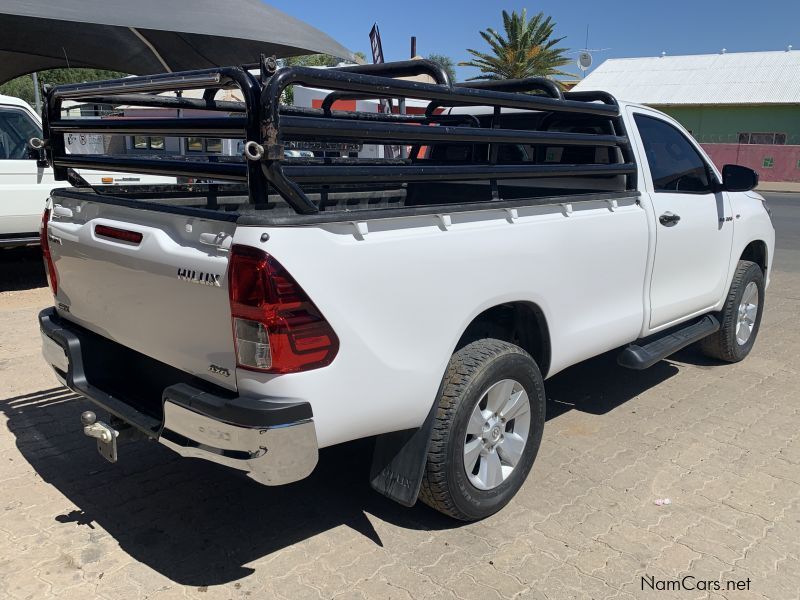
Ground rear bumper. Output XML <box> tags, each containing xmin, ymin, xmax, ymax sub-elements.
<box><xmin>39</xmin><ymin>307</ymin><xmax>318</xmax><ymax>485</ymax></box>
<box><xmin>0</xmin><ymin>233</ymin><xmax>39</xmax><ymax>248</ymax></box>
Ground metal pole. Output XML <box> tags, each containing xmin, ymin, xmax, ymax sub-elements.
<box><xmin>32</xmin><ymin>72</ymin><xmax>42</xmax><ymax>115</ymax></box>
<box><xmin>399</xmin><ymin>36</ymin><xmax>414</xmax><ymax>159</ymax></box>
<box><xmin>398</xmin><ymin>96</ymin><xmax>407</xmax><ymax>158</ymax></box>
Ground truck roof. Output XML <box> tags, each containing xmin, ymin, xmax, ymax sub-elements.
<box><xmin>448</xmin><ymin>98</ymin><xmax>639</xmax><ymax>116</ymax></box>
<box><xmin>0</xmin><ymin>94</ymin><xmax>36</xmax><ymax>111</ymax></box>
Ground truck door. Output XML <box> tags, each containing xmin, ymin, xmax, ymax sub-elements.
<box><xmin>631</xmin><ymin>109</ymin><xmax>734</xmax><ymax>329</ymax></box>
<box><xmin>0</xmin><ymin>104</ymin><xmax>55</xmax><ymax>242</ymax></box>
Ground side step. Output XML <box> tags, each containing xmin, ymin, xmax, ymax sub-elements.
<box><xmin>618</xmin><ymin>314</ymin><xmax>720</xmax><ymax>370</ymax></box>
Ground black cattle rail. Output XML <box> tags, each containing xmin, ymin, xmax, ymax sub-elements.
<box><xmin>42</xmin><ymin>66</ymin><xmax>268</xmax><ymax>201</ymax></box>
<box><xmin>41</xmin><ymin>59</ymin><xmax>636</xmax><ymax>216</ymax></box>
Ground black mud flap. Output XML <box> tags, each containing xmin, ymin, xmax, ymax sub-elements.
<box><xmin>369</xmin><ymin>400</ymin><xmax>438</xmax><ymax>507</ymax></box>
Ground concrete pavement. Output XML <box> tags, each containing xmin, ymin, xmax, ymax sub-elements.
<box><xmin>756</xmin><ymin>182</ymin><xmax>800</xmax><ymax>194</ymax></box>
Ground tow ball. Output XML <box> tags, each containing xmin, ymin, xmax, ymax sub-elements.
<box><xmin>81</xmin><ymin>411</ymin><xmax>119</xmax><ymax>463</ymax></box>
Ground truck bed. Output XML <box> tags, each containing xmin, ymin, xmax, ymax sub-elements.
<box><xmin>53</xmin><ymin>183</ymin><xmax>639</xmax><ymax>227</ymax></box>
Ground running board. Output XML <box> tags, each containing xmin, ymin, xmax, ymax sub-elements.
<box><xmin>618</xmin><ymin>314</ymin><xmax>720</xmax><ymax>370</ymax></box>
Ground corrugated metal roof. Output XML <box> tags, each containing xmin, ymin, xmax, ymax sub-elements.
<box><xmin>573</xmin><ymin>50</ymin><xmax>800</xmax><ymax>105</ymax></box>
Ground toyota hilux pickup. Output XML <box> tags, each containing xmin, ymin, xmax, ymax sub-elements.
<box><xmin>37</xmin><ymin>60</ymin><xmax>774</xmax><ymax>520</ymax></box>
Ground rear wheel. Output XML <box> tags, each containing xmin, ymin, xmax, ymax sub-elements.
<box><xmin>419</xmin><ymin>339</ymin><xmax>546</xmax><ymax>521</ymax></box>
<box><xmin>700</xmin><ymin>260</ymin><xmax>765</xmax><ymax>362</ymax></box>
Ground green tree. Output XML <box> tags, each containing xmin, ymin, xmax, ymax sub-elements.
<box><xmin>459</xmin><ymin>9</ymin><xmax>572</xmax><ymax>83</ymax></box>
<box><xmin>280</xmin><ymin>52</ymin><xmax>365</xmax><ymax>104</ymax></box>
<box><xmin>283</xmin><ymin>54</ymin><xmax>341</xmax><ymax>68</ymax></box>
<box><xmin>0</xmin><ymin>69</ymin><xmax>126</xmax><ymax>106</ymax></box>
<box><xmin>427</xmin><ymin>53</ymin><xmax>457</xmax><ymax>83</ymax></box>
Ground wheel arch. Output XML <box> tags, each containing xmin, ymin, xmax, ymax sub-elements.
<box><xmin>454</xmin><ymin>301</ymin><xmax>552</xmax><ymax>378</ymax></box>
<box><xmin>369</xmin><ymin>300</ymin><xmax>552</xmax><ymax>508</ymax></box>
<box><xmin>740</xmin><ymin>239</ymin><xmax>768</xmax><ymax>275</ymax></box>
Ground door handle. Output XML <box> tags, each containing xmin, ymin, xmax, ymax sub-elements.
<box><xmin>659</xmin><ymin>212</ymin><xmax>681</xmax><ymax>227</ymax></box>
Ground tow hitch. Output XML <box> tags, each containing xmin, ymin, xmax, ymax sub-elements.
<box><xmin>81</xmin><ymin>411</ymin><xmax>119</xmax><ymax>463</ymax></box>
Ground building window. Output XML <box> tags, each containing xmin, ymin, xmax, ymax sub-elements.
<box><xmin>133</xmin><ymin>136</ymin><xmax>165</xmax><ymax>151</ymax></box>
<box><xmin>763</xmin><ymin>157</ymin><xmax>774</xmax><ymax>168</ymax></box>
<box><xmin>738</xmin><ymin>132</ymin><xmax>786</xmax><ymax>145</ymax></box>
<box><xmin>185</xmin><ymin>137</ymin><xmax>223</xmax><ymax>153</ymax></box>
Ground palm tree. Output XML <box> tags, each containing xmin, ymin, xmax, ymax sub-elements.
<box><xmin>460</xmin><ymin>9</ymin><xmax>572</xmax><ymax>83</ymax></box>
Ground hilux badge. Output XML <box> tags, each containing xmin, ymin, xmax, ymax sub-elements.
<box><xmin>177</xmin><ymin>267</ymin><xmax>221</xmax><ymax>287</ymax></box>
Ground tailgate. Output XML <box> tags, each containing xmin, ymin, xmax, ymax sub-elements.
<box><xmin>46</xmin><ymin>192</ymin><xmax>238</xmax><ymax>391</ymax></box>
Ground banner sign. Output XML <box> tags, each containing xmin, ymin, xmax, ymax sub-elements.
<box><xmin>369</xmin><ymin>23</ymin><xmax>398</xmax><ymax>157</ymax></box>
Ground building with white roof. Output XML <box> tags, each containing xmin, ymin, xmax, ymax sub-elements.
<box><xmin>574</xmin><ymin>49</ymin><xmax>800</xmax><ymax>182</ymax></box>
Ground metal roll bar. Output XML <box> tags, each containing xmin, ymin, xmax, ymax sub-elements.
<box><xmin>258</xmin><ymin>66</ymin><xmax>622</xmax><ymax>213</ymax></box>
<box><xmin>44</xmin><ymin>66</ymin><xmax>266</xmax><ymax>201</ymax></box>
<box><xmin>455</xmin><ymin>77</ymin><xmax>563</xmax><ymax>98</ymax></box>
<box><xmin>73</xmin><ymin>94</ymin><xmax>246</xmax><ymax>112</ymax></box>
<box><xmin>42</xmin><ymin>60</ymin><xmax>635</xmax><ymax>216</ymax></box>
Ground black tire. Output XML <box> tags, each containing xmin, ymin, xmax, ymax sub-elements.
<box><xmin>419</xmin><ymin>339</ymin><xmax>546</xmax><ymax>521</ymax></box>
<box><xmin>700</xmin><ymin>260</ymin><xmax>765</xmax><ymax>362</ymax></box>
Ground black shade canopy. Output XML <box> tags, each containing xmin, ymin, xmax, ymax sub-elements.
<box><xmin>0</xmin><ymin>0</ymin><xmax>357</xmax><ymax>84</ymax></box>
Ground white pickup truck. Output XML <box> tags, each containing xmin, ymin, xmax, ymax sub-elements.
<box><xmin>0</xmin><ymin>94</ymin><xmax>173</xmax><ymax>248</ymax></box>
<box><xmin>37</xmin><ymin>63</ymin><xmax>774</xmax><ymax>520</ymax></box>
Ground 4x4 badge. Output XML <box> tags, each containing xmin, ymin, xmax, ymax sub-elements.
<box><xmin>208</xmin><ymin>364</ymin><xmax>230</xmax><ymax>377</ymax></box>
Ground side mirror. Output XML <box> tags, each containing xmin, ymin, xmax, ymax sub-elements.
<box><xmin>27</xmin><ymin>137</ymin><xmax>49</xmax><ymax>168</ymax></box>
<box><xmin>722</xmin><ymin>164</ymin><xmax>758</xmax><ymax>192</ymax></box>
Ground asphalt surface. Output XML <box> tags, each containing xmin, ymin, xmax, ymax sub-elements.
<box><xmin>762</xmin><ymin>192</ymin><xmax>800</xmax><ymax>272</ymax></box>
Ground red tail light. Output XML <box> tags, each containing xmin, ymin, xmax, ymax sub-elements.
<box><xmin>40</xmin><ymin>208</ymin><xmax>58</xmax><ymax>295</ymax></box>
<box><xmin>95</xmin><ymin>224</ymin><xmax>143</xmax><ymax>244</ymax></box>
<box><xmin>228</xmin><ymin>244</ymin><xmax>339</xmax><ymax>374</ymax></box>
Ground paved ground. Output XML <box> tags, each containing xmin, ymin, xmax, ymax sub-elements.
<box><xmin>756</xmin><ymin>182</ymin><xmax>800</xmax><ymax>194</ymax></box>
<box><xmin>1</xmin><ymin>195</ymin><xmax>798</xmax><ymax>599</ymax></box>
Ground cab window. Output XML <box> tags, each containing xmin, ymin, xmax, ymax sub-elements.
<box><xmin>0</xmin><ymin>107</ymin><xmax>42</xmax><ymax>160</ymax></box>
<box><xmin>634</xmin><ymin>114</ymin><xmax>713</xmax><ymax>193</ymax></box>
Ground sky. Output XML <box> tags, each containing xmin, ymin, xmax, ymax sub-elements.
<box><xmin>266</xmin><ymin>0</ymin><xmax>800</xmax><ymax>81</ymax></box>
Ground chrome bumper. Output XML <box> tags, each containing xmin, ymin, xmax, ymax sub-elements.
<box><xmin>159</xmin><ymin>398</ymin><xmax>318</xmax><ymax>486</ymax></box>
<box><xmin>39</xmin><ymin>308</ymin><xmax>318</xmax><ymax>486</ymax></box>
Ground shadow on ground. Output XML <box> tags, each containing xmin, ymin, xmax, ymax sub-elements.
<box><xmin>2</xmin><ymin>349</ymin><xmax>681</xmax><ymax>585</ymax></box>
<box><xmin>0</xmin><ymin>246</ymin><xmax>46</xmax><ymax>292</ymax></box>
<box><xmin>544</xmin><ymin>349</ymin><xmax>681</xmax><ymax>419</ymax></box>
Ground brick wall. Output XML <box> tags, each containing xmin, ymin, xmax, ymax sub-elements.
<box><xmin>702</xmin><ymin>143</ymin><xmax>800</xmax><ymax>182</ymax></box>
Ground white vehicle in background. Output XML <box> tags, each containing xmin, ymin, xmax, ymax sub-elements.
<box><xmin>0</xmin><ymin>94</ymin><xmax>173</xmax><ymax>248</ymax></box>
<box><xmin>37</xmin><ymin>63</ymin><xmax>775</xmax><ymax>521</ymax></box>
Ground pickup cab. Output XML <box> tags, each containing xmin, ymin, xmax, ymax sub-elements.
<box><xmin>0</xmin><ymin>94</ymin><xmax>173</xmax><ymax>248</ymax></box>
<box><xmin>37</xmin><ymin>62</ymin><xmax>774</xmax><ymax>520</ymax></box>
